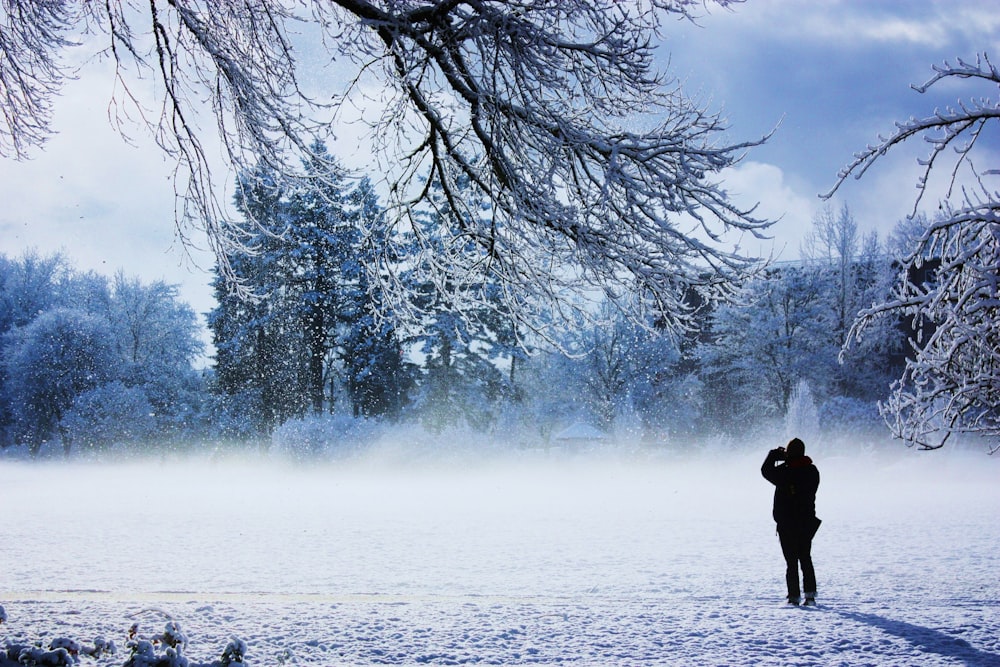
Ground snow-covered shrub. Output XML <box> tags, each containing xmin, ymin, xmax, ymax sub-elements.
<box><xmin>80</xmin><ymin>638</ymin><xmax>116</xmax><ymax>659</ymax></box>
<box><xmin>122</xmin><ymin>639</ymin><xmax>181</xmax><ymax>667</ymax></box>
<box><xmin>122</xmin><ymin>621</ymin><xmax>248</xmax><ymax>667</ymax></box>
<box><xmin>156</xmin><ymin>622</ymin><xmax>187</xmax><ymax>651</ymax></box>
<box><xmin>270</xmin><ymin>414</ymin><xmax>379</xmax><ymax>460</ymax></box>
<box><xmin>46</xmin><ymin>639</ymin><xmax>80</xmax><ymax>657</ymax></box>
<box><xmin>58</xmin><ymin>382</ymin><xmax>157</xmax><ymax>453</ymax></box>
<box><xmin>3</xmin><ymin>638</ymin><xmax>79</xmax><ymax>667</ymax></box>
<box><xmin>219</xmin><ymin>638</ymin><xmax>247</xmax><ymax>666</ymax></box>
<box><xmin>1</xmin><ymin>613</ymin><xmax>242</xmax><ymax>667</ymax></box>
<box><xmin>13</xmin><ymin>645</ymin><xmax>74</xmax><ymax>667</ymax></box>
<box><xmin>2</xmin><ymin>643</ymin><xmax>27</xmax><ymax>664</ymax></box>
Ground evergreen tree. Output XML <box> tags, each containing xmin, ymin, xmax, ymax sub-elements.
<box><xmin>410</xmin><ymin>289</ymin><xmax>509</xmax><ymax>433</ymax></box>
<box><xmin>210</xmin><ymin>145</ymin><xmax>411</xmax><ymax>432</ymax></box>
<box><xmin>404</xmin><ymin>179</ymin><xmax>516</xmax><ymax>433</ymax></box>
<box><xmin>284</xmin><ymin>141</ymin><xmax>363</xmax><ymax>414</ymax></box>
<box><xmin>340</xmin><ymin>178</ymin><xmax>416</xmax><ymax>420</ymax></box>
<box><xmin>209</xmin><ymin>167</ymin><xmax>309</xmax><ymax>432</ymax></box>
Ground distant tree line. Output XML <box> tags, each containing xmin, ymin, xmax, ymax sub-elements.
<box><xmin>5</xmin><ymin>53</ymin><xmax>995</xmax><ymax>456</ymax></box>
<box><xmin>206</xmin><ymin>142</ymin><xmax>932</xmax><ymax>448</ymax></box>
<box><xmin>0</xmin><ymin>199</ymin><xmax>955</xmax><ymax>458</ymax></box>
<box><xmin>505</xmin><ymin>205</ymin><xmax>928</xmax><ymax>444</ymax></box>
<box><xmin>205</xmin><ymin>54</ymin><xmax>1000</xmax><ymax>455</ymax></box>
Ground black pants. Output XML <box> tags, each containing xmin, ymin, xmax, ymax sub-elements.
<box><xmin>778</xmin><ymin>528</ymin><xmax>816</xmax><ymax>599</ymax></box>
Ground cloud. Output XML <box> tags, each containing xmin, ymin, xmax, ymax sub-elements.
<box><xmin>839</xmin><ymin>142</ymin><xmax>1000</xmax><ymax>232</ymax></box>
<box><xmin>718</xmin><ymin>161</ymin><xmax>819</xmax><ymax>261</ymax></box>
<box><xmin>800</xmin><ymin>12</ymin><xmax>948</xmax><ymax>48</ymax></box>
<box><xmin>0</xmin><ymin>58</ymin><xmax>219</xmax><ymax>343</ymax></box>
<box><xmin>695</xmin><ymin>0</ymin><xmax>990</xmax><ymax>50</ymax></box>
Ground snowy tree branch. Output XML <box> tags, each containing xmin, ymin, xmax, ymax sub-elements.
<box><xmin>825</xmin><ymin>54</ymin><xmax>1000</xmax><ymax>214</ymax></box>
<box><xmin>834</xmin><ymin>53</ymin><xmax>1000</xmax><ymax>451</ymax></box>
<box><xmin>0</xmin><ymin>0</ymin><xmax>763</xmax><ymax>334</ymax></box>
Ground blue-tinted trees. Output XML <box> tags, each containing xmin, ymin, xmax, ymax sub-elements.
<box><xmin>511</xmin><ymin>303</ymin><xmax>687</xmax><ymax>442</ymax></box>
<box><xmin>801</xmin><ymin>205</ymin><xmax>900</xmax><ymax>403</ymax></box>
<box><xmin>59</xmin><ymin>381</ymin><xmax>158</xmax><ymax>452</ymax></box>
<box><xmin>3</xmin><ymin>308</ymin><xmax>117</xmax><ymax>455</ymax></box>
<box><xmin>100</xmin><ymin>273</ymin><xmax>206</xmax><ymax>444</ymax></box>
<box><xmin>576</xmin><ymin>307</ymin><xmax>645</xmax><ymax>430</ymax></box>
<box><xmin>409</xmin><ymin>303</ymin><xmax>510</xmax><ymax>433</ymax></box>
<box><xmin>0</xmin><ymin>250</ymin><xmax>69</xmax><ymax>334</ymax></box>
<box><xmin>0</xmin><ymin>253</ymin><xmax>207</xmax><ymax>454</ymax></box>
<box><xmin>209</xmin><ymin>168</ymin><xmax>304</xmax><ymax>432</ymax></box>
<box><xmin>284</xmin><ymin>143</ymin><xmax>364</xmax><ymax>415</ymax></box>
<box><xmin>340</xmin><ymin>179</ymin><xmax>417</xmax><ymax>420</ymax></box>
<box><xmin>698</xmin><ymin>266</ymin><xmax>833</xmax><ymax>433</ymax></box>
<box><xmin>0</xmin><ymin>251</ymin><xmax>72</xmax><ymax>445</ymax></box>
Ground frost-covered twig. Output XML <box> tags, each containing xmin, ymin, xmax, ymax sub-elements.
<box><xmin>825</xmin><ymin>53</ymin><xmax>1000</xmax><ymax>214</ymax></box>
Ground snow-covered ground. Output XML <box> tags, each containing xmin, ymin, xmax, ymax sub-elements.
<box><xmin>2</xmin><ymin>445</ymin><xmax>998</xmax><ymax>666</ymax></box>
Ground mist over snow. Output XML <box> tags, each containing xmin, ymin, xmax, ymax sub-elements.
<box><xmin>1</xmin><ymin>443</ymin><xmax>998</xmax><ymax>665</ymax></box>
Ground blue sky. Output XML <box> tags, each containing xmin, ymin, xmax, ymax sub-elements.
<box><xmin>663</xmin><ymin>0</ymin><xmax>999</xmax><ymax>257</ymax></box>
<box><xmin>0</xmin><ymin>0</ymin><xmax>997</xmax><ymax>329</ymax></box>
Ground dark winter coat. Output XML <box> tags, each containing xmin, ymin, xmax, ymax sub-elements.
<box><xmin>761</xmin><ymin>450</ymin><xmax>820</xmax><ymax>536</ymax></box>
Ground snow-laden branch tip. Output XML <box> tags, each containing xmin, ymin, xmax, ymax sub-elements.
<box><xmin>824</xmin><ymin>52</ymin><xmax>1000</xmax><ymax>214</ymax></box>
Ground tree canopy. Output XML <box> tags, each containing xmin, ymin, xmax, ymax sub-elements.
<box><xmin>0</xmin><ymin>0</ymin><xmax>767</xmax><ymax>335</ymax></box>
<box><xmin>0</xmin><ymin>253</ymin><xmax>207</xmax><ymax>454</ymax></box>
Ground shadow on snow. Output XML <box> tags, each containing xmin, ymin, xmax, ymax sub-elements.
<box><xmin>836</xmin><ymin>610</ymin><xmax>1000</xmax><ymax>667</ymax></box>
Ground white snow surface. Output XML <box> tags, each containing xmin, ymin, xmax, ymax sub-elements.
<box><xmin>1</xmin><ymin>446</ymin><xmax>998</xmax><ymax>666</ymax></box>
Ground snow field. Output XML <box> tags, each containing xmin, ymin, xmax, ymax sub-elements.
<box><xmin>1</xmin><ymin>447</ymin><xmax>998</xmax><ymax>665</ymax></box>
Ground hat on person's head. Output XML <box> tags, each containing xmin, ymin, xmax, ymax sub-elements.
<box><xmin>786</xmin><ymin>438</ymin><xmax>805</xmax><ymax>459</ymax></box>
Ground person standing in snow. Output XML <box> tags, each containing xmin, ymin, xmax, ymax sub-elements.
<box><xmin>761</xmin><ymin>437</ymin><xmax>821</xmax><ymax>606</ymax></box>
